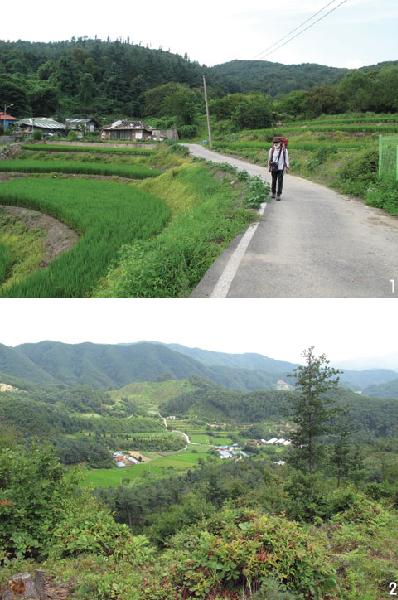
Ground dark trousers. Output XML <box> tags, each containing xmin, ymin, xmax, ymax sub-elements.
<box><xmin>271</xmin><ymin>170</ymin><xmax>284</xmax><ymax>195</ymax></box>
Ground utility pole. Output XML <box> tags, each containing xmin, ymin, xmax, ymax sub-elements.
<box><xmin>203</xmin><ymin>75</ymin><xmax>212</xmax><ymax>150</ymax></box>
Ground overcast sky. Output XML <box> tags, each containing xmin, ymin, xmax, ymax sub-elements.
<box><xmin>2</xmin><ymin>0</ymin><xmax>397</xmax><ymax>68</ymax></box>
<box><xmin>1</xmin><ymin>299</ymin><xmax>397</xmax><ymax>369</ymax></box>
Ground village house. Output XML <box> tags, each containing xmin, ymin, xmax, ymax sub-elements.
<box><xmin>263</xmin><ymin>437</ymin><xmax>291</xmax><ymax>446</ymax></box>
<box><xmin>275</xmin><ymin>379</ymin><xmax>292</xmax><ymax>391</ymax></box>
<box><xmin>0</xmin><ymin>112</ymin><xmax>16</xmax><ymax>132</ymax></box>
<box><xmin>65</xmin><ymin>118</ymin><xmax>100</xmax><ymax>135</ymax></box>
<box><xmin>112</xmin><ymin>450</ymin><xmax>145</xmax><ymax>467</ymax></box>
<box><xmin>101</xmin><ymin>120</ymin><xmax>152</xmax><ymax>141</ymax></box>
<box><xmin>16</xmin><ymin>117</ymin><xmax>65</xmax><ymax>137</ymax></box>
<box><xmin>0</xmin><ymin>383</ymin><xmax>16</xmax><ymax>392</ymax></box>
<box><xmin>151</xmin><ymin>128</ymin><xmax>179</xmax><ymax>141</ymax></box>
<box><xmin>213</xmin><ymin>445</ymin><xmax>249</xmax><ymax>460</ymax></box>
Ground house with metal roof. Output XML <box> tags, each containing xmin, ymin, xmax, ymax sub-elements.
<box><xmin>65</xmin><ymin>118</ymin><xmax>100</xmax><ymax>134</ymax></box>
<box><xmin>101</xmin><ymin>120</ymin><xmax>152</xmax><ymax>141</ymax></box>
<box><xmin>16</xmin><ymin>118</ymin><xmax>66</xmax><ymax>136</ymax></box>
<box><xmin>0</xmin><ymin>112</ymin><xmax>16</xmax><ymax>132</ymax></box>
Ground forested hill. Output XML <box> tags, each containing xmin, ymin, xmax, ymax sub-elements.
<box><xmin>210</xmin><ymin>59</ymin><xmax>347</xmax><ymax>95</ymax></box>
<box><xmin>1</xmin><ymin>38</ymin><xmax>349</xmax><ymax>117</ymax></box>
<box><xmin>0</xmin><ymin>341</ymin><xmax>397</xmax><ymax>393</ymax></box>
<box><xmin>0</xmin><ymin>341</ymin><xmax>288</xmax><ymax>391</ymax></box>
<box><xmin>0</xmin><ymin>38</ymin><xmax>208</xmax><ymax>117</ymax></box>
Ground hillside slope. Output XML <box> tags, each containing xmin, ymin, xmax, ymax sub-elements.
<box><xmin>2</xmin><ymin>341</ymin><xmax>284</xmax><ymax>391</ymax></box>
<box><xmin>210</xmin><ymin>59</ymin><xmax>347</xmax><ymax>95</ymax></box>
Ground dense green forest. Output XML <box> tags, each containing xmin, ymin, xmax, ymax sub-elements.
<box><xmin>1</xmin><ymin>38</ymin><xmax>398</xmax><ymax>130</ymax></box>
<box><xmin>211</xmin><ymin>59</ymin><xmax>347</xmax><ymax>96</ymax></box>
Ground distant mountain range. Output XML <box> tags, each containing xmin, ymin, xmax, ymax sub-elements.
<box><xmin>0</xmin><ymin>341</ymin><xmax>397</xmax><ymax>397</ymax></box>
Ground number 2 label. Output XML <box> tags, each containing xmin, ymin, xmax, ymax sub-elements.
<box><xmin>390</xmin><ymin>582</ymin><xmax>397</xmax><ymax>596</ymax></box>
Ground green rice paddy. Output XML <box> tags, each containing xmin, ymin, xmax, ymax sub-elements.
<box><xmin>22</xmin><ymin>144</ymin><xmax>154</xmax><ymax>156</ymax></box>
<box><xmin>0</xmin><ymin>177</ymin><xmax>170</xmax><ymax>297</ymax></box>
<box><xmin>0</xmin><ymin>159</ymin><xmax>160</xmax><ymax>179</ymax></box>
<box><xmin>81</xmin><ymin>449</ymin><xmax>210</xmax><ymax>488</ymax></box>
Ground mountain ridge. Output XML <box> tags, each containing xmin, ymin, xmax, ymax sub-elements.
<box><xmin>0</xmin><ymin>341</ymin><xmax>396</xmax><ymax>394</ymax></box>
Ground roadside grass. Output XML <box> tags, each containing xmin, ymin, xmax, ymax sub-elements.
<box><xmin>81</xmin><ymin>449</ymin><xmax>210</xmax><ymax>488</ymax></box>
<box><xmin>95</xmin><ymin>163</ymin><xmax>255</xmax><ymax>297</ymax></box>
<box><xmin>0</xmin><ymin>242</ymin><xmax>13</xmax><ymax>284</ymax></box>
<box><xmin>213</xmin><ymin>115</ymin><xmax>398</xmax><ymax>216</ymax></box>
<box><xmin>0</xmin><ymin>178</ymin><xmax>170</xmax><ymax>297</ymax></box>
<box><xmin>0</xmin><ymin>159</ymin><xmax>161</xmax><ymax>179</ymax></box>
<box><xmin>0</xmin><ymin>209</ymin><xmax>45</xmax><ymax>290</ymax></box>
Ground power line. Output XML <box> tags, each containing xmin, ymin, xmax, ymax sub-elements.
<box><xmin>254</xmin><ymin>0</ymin><xmax>339</xmax><ymax>59</ymax></box>
<box><xmin>254</xmin><ymin>0</ymin><xmax>350</xmax><ymax>60</ymax></box>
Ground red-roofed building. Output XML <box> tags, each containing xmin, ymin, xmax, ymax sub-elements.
<box><xmin>0</xmin><ymin>112</ymin><xmax>16</xmax><ymax>132</ymax></box>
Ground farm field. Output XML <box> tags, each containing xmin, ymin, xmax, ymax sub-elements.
<box><xmin>0</xmin><ymin>177</ymin><xmax>170</xmax><ymax>297</ymax></box>
<box><xmin>212</xmin><ymin>113</ymin><xmax>398</xmax><ymax>215</ymax></box>
<box><xmin>0</xmin><ymin>143</ymin><xmax>261</xmax><ymax>297</ymax></box>
<box><xmin>0</xmin><ymin>159</ymin><xmax>160</xmax><ymax>179</ymax></box>
<box><xmin>81</xmin><ymin>448</ymin><xmax>211</xmax><ymax>488</ymax></box>
<box><xmin>109</xmin><ymin>379</ymin><xmax>196</xmax><ymax>414</ymax></box>
<box><xmin>22</xmin><ymin>143</ymin><xmax>154</xmax><ymax>155</ymax></box>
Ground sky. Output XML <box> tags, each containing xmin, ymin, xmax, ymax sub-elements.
<box><xmin>1</xmin><ymin>299</ymin><xmax>397</xmax><ymax>369</ymax></box>
<box><xmin>2</xmin><ymin>0</ymin><xmax>397</xmax><ymax>68</ymax></box>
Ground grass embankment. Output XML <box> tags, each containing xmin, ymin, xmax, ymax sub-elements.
<box><xmin>0</xmin><ymin>209</ymin><xmax>45</xmax><ymax>288</ymax></box>
<box><xmin>0</xmin><ymin>243</ymin><xmax>13</xmax><ymax>284</ymax></box>
<box><xmin>213</xmin><ymin>114</ymin><xmax>398</xmax><ymax>215</ymax></box>
<box><xmin>0</xmin><ymin>178</ymin><xmax>170</xmax><ymax>297</ymax></box>
<box><xmin>0</xmin><ymin>159</ymin><xmax>160</xmax><ymax>179</ymax></box>
<box><xmin>22</xmin><ymin>144</ymin><xmax>154</xmax><ymax>156</ymax></box>
<box><xmin>96</xmin><ymin>162</ymin><xmax>257</xmax><ymax>297</ymax></box>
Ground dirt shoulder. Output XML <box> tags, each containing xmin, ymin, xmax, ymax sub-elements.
<box><xmin>2</xmin><ymin>206</ymin><xmax>79</xmax><ymax>266</ymax></box>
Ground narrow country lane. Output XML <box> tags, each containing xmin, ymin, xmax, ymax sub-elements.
<box><xmin>184</xmin><ymin>143</ymin><xmax>398</xmax><ymax>298</ymax></box>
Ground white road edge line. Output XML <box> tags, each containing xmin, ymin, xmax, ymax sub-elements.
<box><xmin>210</xmin><ymin>202</ymin><xmax>268</xmax><ymax>298</ymax></box>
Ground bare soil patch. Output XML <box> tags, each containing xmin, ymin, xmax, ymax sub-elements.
<box><xmin>2</xmin><ymin>206</ymin><xmax>79</xmax><ymax>266</ymax></box>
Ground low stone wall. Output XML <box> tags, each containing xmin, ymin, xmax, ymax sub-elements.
<box><xmin>0</xmin><ymin>143</ymin><xmax>21</xmax><ymax>160</ymax></box>
<box><xmin>0</xmin><ymin>136</ymin><xmax>17</xmax><ymax>144</ymax></box>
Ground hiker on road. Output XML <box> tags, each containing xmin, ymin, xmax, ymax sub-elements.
<box><xmin>268</xmin><ymin>138</ymin><xmax>289</xmax><ymax>200</ymax></box>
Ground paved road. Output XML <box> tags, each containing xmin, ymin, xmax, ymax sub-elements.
<box><xmin>184</xmin><ymin>144</ymin><xmax>398</xmax><ymax>298</ymax></box>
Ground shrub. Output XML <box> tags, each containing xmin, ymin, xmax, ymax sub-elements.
<box><xmin>365</xmin><ymin>179</ymin><xmax>398</xmax><ymax>215</ymax></box>
<box><xmin>144</xmin><ymin>508</ymin><xmax>337</xmax><ymax>599</ymax></box>
<box><xmin>178</xmin><ymin>124</ymin><xmax>199</xmax><ymax>139</ymax></box>
<box><xmin>0</xmin><ymin>444</ymin><xmax>74</xmax><ymax>562</ymax></box>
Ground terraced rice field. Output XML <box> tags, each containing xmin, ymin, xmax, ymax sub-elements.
<box><xmin>0</xmin><ymin>177</ymin><xmax>170</xmax><ymax>297</ymax></box>
<box><xmin>0</xmin><ymin>159</ymin><xmax>160</xmax><ymax>179</ymax></box>
<box><xmin>22</xmin><ymin>144</ymin><xmax>154</xmax><ymax>155</ymax></box>
<box><xmin>0</xmin><ymin>142</ymin><xmax>261</xmax><ymax>296</ymax></box>
<box><xmin>81</xmin><ymin>449</ymin><xmax>210</xmax><ymax>488</ymax></box>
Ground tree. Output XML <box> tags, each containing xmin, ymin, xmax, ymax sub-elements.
<box><xmin>0</xmin><ymin>77</ymin><xmax>30</xmax><ymax>116</ymax></box>
<box><xmin>330</xmin><ymin>410</ymin><xmax>363</xmax><ymax>486</ymax></box>
<box><xmin>0</xmin><ymin>443</ymin><xmax>72</xmax><ymax>560</ymax></box>
<box><xmin>231</xmin><ymin>93</ymin><xmax>273</xmax><ymax>129</ymax></box>
<box><xmin>29</xmin><ymin>83</ymin><xmax>59</xmax><ymax>115</ymax></box>
<box><xmin>276</xmin><ymin>90</ymin><xmax>309</xmax><ymax>119</ymax></box>
<box><xmin>289</xmin><ymin>347</ymin><xmax>341</xmax><ymax>474</ymax></box>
